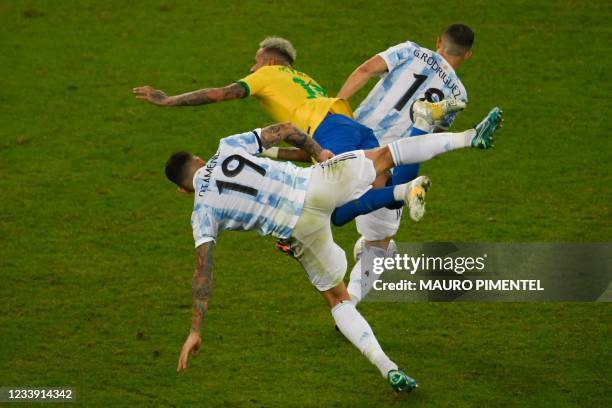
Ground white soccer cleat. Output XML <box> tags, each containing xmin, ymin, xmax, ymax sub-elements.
<box><xmin>412</xmin><ymin>99</ymin><xmax>466</xmax><ymax>125</ymax></box>
<box><xmin>405</xmin><ymin>176</ymin><xmax>431</xmax><ymax>221</ymax></box>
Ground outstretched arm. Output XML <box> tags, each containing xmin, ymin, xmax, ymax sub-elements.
<box><xmin>260</xmin><ymin>123</ymin><xmax>333</xmax><ymax>163</ymax></box>
<box><xmin>133</xmin><ymin>83</ymin><xmax>245</xmax><ymax>107</ymax></box>
<box><xmin>177</xmin><ymin>241</ymin><xmax>215</xmax><ymax>372</ymax></box>
<box><xmin>337</xmin><ymin>55</ymin><xmax>388</xmax><ymax>100</ymax></box>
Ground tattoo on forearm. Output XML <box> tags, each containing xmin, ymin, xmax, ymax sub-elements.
<box><xmin>261</xmin><ymin>123</ymin><xmax>323</xmax><ymax>159</ymax></box>
<box><xmin>222</xmin><ymin>83</ymin><xmax>246</xmax><ymax>99</ymax></box>
<box><xmin>171</xmin><ymin>83</ymin><xmax>245</xmax><ymax>106</ymax></box>
<box><xmin>190</xmin><ymin>243</ymin><xmax>215</xmax><ymax>332</ymax></box>
<box><xmin>261</xmin><ymin>124</ymin><xmax>283</xmax><ymax>148</ymax></box>
<box><xmin>150</xmin><ymin>90</ymin><xmax>168</xmax><ymax>103</ymax></box>
<box><xmin>173</xmin><ymin>89</ymin><xmax>213</xmax><ymax>106</ymax></box>
<box><xmin>285</xmin><ymin>127</ymin><xmax>322</xmax><ymax>159</ymax></box>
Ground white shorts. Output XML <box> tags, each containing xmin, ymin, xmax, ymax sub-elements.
<box><xmin>355</xmin><ymin>207</ymin><xmax>403</xmax><ymax>241</ymax></box>
<box><xmin>291</xmin><ymin>151</ymin><xmax>376</xmax><ymax>291</ymax></box>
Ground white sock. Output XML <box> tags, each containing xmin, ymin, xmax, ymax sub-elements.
<box><xmin>347</xmin><ymin>261</ymin><xmax>363</xmax><ymax>305</ymax></box>
<box><xmin>393</xmin><ymin>184</ymin><xmax>410</xmax><ymax>201</ymax></box>
<box><xmin>388</xmin><ymin>130</ymin><xmax>476</xmax><ymax>167</ymax></box>
<box><xmin>332</xmin><ymin>301</ymin><xmax>398</xmax><ymax>377</ymax></box>
<box><xmin>348</xmin><ymin>245</ymin><xmax>389</xmax><ymax>305</ymax></box>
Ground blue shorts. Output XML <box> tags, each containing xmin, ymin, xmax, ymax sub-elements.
<box><xmin>313</xmin><ymin>114</ymin><xmax>379</xmax><ymax>154</ymax></box>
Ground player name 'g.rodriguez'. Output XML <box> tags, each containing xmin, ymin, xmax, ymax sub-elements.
<box><xmin>412</xmin><ymin>48</ymin><xmax>463</xmax><ymax>98</ymax></box>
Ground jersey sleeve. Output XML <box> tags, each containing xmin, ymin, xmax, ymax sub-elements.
<box><xmin>219</xmin><ymin>129</ymin><xmax>263</xmax><ymax>155</ymax></box>
<box><xmin>192</xmin><ymin>208</ymin><xmax>219</xmax><ymax>247</ymax></box>
<box><xmin>378</xmin><ymin>41</ymin><xmax>416</xmax><ymax>72</ymax></box>
<box><xmin>236</xmin><ymin>67</ymin><xmax>270</xmax><ymax>97</ymax></box>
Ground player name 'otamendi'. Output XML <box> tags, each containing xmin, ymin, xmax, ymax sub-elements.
<box><xmin>374</xmin><ymin>279</ymin><xmax>545</xmax><ymax>291</ymax></box>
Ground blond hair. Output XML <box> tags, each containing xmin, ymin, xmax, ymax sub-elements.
<box><xmin>259</xmin><ymin>36</ymin><xmax>296</xmax><ymax>65</ymax></box>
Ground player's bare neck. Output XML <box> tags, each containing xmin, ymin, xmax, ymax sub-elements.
<box><xmin>438</xmin><ymin>50</ymin><xmax>462</xmax><ymax>71</ymax></box>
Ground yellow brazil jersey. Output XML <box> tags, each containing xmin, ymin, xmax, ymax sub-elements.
<box><xmin>236</xmin><ymin>65</ymin><xmax>353</xmax><ymax>136</ymax></box>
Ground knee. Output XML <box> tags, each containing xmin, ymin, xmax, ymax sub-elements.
<box><xmin>373</xmin><ymin>171</ymin><xmax>391</xmax><ymax>188</ymax></box>
<box><xmin>365</xmin><ymin>146</ymin><xmax>393</xmax><ymax>174</ymax></box>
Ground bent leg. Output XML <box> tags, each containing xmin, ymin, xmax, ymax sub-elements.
<box><xmin>322</xmin><ymin>282</ymin><xmax>398</xmax><ymax>378</ymax></box>
<box><xmin>365</xmin><ymin>130</ymin><xmax>476</xmax><ymax>176</ymax></box>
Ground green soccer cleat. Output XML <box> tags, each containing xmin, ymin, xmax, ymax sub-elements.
<box><xmin>405</xmin><ymin>175</ymin><xmax>431</xmax><ymax>222</ymax></box>
<box><xmin>387</xmin><ymin>369</ymin><xmax>418</xmax><ymax>393</ymax></box>
<box><xmin>471</xmin><ymin>107</ymin><xmax>503</xmax><ymax>149</ymax></box>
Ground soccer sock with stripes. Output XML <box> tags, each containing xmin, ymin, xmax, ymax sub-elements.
<box><xmin>347</xmin><ymin>261</ymin><xmax>363</xmax><ymax>304</ymax></box>
<box><xmin>331</xmin><ymin>301</ymin><xmax>398</xmax><ymax>377</ymax></box>
<box><xmin>388</xmin><ymin>130</ymin><xmax>476</xmax><ymax>167</ymax></box>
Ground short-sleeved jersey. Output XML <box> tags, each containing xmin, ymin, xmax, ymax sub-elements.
<box><xmin>237</xmin><ymin>66</ymin><xmax>353</xmax><ymax>135</ymax></box>
<box><xmin>191</xmin><ymin>130</ymin><xmax>312</xmax><ymax>247</ymax></box>
<box><xmin>355</xmin><ymin>41</ymin><xmax>468</xmax><ymax>143</ymax></box>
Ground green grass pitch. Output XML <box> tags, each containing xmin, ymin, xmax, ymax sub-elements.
<box><xmin>1</xmin><ymin>0</ymin><xmax>610</xmax><ymax>406</ymax></box>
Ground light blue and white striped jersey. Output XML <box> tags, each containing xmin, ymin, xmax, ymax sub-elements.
<box><xmin>191</xmin><ymin>130</ymin><xmax>312</xmax><ymax>247</ymax></box>
<box><xmin>355</xmin><ymin>41</ymin><xmax>468</xmax><ymax>144</ymax></box>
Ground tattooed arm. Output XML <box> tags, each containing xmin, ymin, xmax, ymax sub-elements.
<box><xmin>277</xmin><ymin>147</ymin><xmax>312</xmax><ymax>162</ymax></box>
<box><xmin>133</xmin><ymin>83</ymin><xmax>246</xmax><ymax>107</ymax></box>
<box><xmin>177</xmin><ymin>241</ymin><xmax>215</xmax><ymax>372</ymax></box>
<box><xmin>260</xmin><ymin>123</ymin><xmax>334</xmax><ymax>163</ymax></box>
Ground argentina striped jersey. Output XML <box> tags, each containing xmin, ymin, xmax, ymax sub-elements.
<box><xmin>191</xmin><ymin>130</ymin><xmax>312</xmax><ymax>247</ymax></box>
<box><xmin>355</xmin><ymin>41</ymin><xmax>467</xmax><ymax>144</ymax></box>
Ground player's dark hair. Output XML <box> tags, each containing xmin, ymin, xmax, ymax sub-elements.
<box><xmin>442</xmin><ymin>23</ymin><xmax>475</xmax><ymax>55</ymax></box>
<box><xmin>165</xmin><ymin>151</ymin><xmax>194</xmax><ymax>188</ymax></box>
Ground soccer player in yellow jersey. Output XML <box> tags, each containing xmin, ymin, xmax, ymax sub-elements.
<box><xmin>133</xmin><ymin>37</ymin><xmax>371</xmax><ymax>152</ymax></box>
<box><xmin>133</xmin><ymin>37</ymin><xmax>478</xmax><ymax>226</ymax></box>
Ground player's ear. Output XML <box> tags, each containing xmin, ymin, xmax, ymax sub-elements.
<box><xmin>463</xmin><ymin>50</ymin><xmax>473</xmax><ymax>61</ymax></box>
<box><xmin>436</xmin><ymin>36</ymin><xmax>442</xmax><ymax>49</ymax></box>
<box><xmin>178</xmin><ymin>187</ymin><xmax>189</xmax><ymax>195</ymax></box>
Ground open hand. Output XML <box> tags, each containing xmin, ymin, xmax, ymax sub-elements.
<box><xmin>133</xmin><ymin>85</ymin><xmax>169</xmax><ymax>106</ymax></box>
<box><xmin>177</xmin><ymin>331</ymin><xmax>201</xmax><ymax>372</ymax></box>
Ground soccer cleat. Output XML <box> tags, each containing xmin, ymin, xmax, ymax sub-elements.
<box><xmin>275</xmin><ymin>239</ymin><xmax>294</xmax><ymax>256</ymax></box>
<box><xmin>387</xmin><ymin>369</ymin><xmax>418</xmax><ymax>393</ymax></box>
<box><xmin>471</xmin><ymin>107</ymin><xmax>503</xmax><ymax>149</ymax></box>
<box><xmin>405</xmin><ymin>176</ymin><xmax>431</xmax><ymax>222</ymax></box>
<box><xmin>412</xmin><ymin>98</ymin><xmax>466</xmax><ymax>124</ymax></box>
